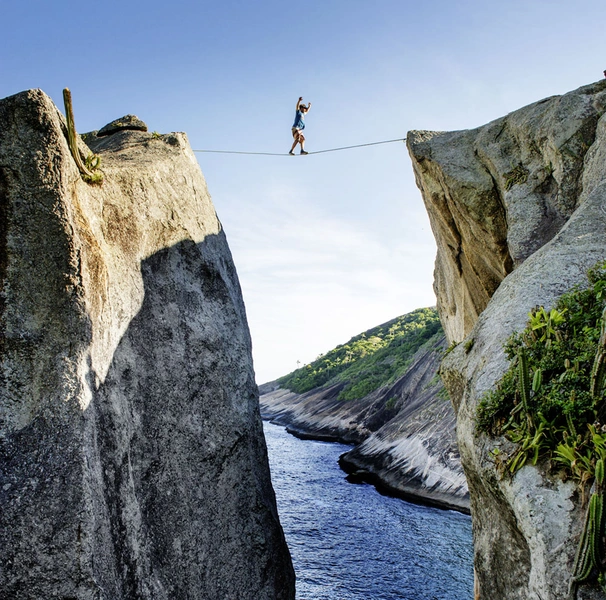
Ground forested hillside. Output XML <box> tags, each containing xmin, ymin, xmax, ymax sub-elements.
<box><xmin>278</xmin><ymin>308</ymin><xmax>442</xmax><ymax>401</ymax></box>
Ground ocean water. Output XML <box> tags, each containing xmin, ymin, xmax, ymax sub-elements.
<box><xmin>264</xmin><ymin>421</ymin><xmax>474</xmax><ymax>600</ymax></box>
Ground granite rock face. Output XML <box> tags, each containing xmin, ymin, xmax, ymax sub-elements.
<box><xmin>0</xmin><ymin>89</ymin><xmax>294</xmax><ymax>599</ymax></box>
<box><xmin>408</xmin><ymin>80</ymin><xmax>606</xmax><ymax>599</ymax></box>
<box><xmin>409</xmin><ymin>80</ymin><xmax>606</xmax><ymax>343</ymax></box>
<box><xmin>260</xmin><ymin>334</ymin><xmax>469</xmax><ymax>512</ymax></box>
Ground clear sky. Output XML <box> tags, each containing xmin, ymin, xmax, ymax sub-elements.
<box><xmin>2</xmin><ymin>0</ymin><xmax>605</xmax><ymax>383</ymax></box>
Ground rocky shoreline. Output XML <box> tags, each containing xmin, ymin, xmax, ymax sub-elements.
<box><xmin>259</xmin><ymin>335</ymin><xmax>470</xmax><ymax>514</ymax></box>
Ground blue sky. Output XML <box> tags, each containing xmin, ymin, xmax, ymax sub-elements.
<box><xmin>2</xmin><ymin>1</ymin><xmax>605</xmax><ymax>383</ymax></box>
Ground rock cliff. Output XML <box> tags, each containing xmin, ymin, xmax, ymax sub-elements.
<box><xmin>260</xmin><ymin>332</ymin><xmax>470</xmax><ymax>513</ymax></box>
<box><xmin>0</xmin><ymin>90</ymin><xmax>294</xmax><ymax>599</ymax></box>
<box><xmin>408</xmin><ymin>80</ymin><xmax>606</xmax><ymax>599</ymax></box>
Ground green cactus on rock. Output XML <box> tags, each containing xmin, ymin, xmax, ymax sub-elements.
<box><xmin>591</xmin><ymin>305</ymin><xmax>606</xmax><ymax>402</ymax></box>
<box><xmin>63</xmin><ymin>88</ymin><xmax>103</xmax><ymax>185</ymax></box>
<box><xmin>570</xmin><ymin>451</ymin><xmax>606</xmax><ymax>598</ymax></box>
<box><xmin>474</xmin><ymin>262</ymin><xmax>606</xmax><ymax>595</ymax></box>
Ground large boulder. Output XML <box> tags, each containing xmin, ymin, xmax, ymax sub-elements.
<box><xmin>408</xmin><ymin>80</ymin><xmax>606</xmax><ymax>599</ymax></box>
<box><xmin>409</xmin><ymin>81</ymin><xmax>606</xmax><ymax>343</ymax></box>
<box><xmin>0</xmin><ymin>89</ymin><xmax>294</xmax><ymax>599</ymax></box>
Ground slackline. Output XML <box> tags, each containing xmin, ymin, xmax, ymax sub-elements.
<box><xmin>192</xmin><ymin>137</ymin><xmax>406</xmax><ymax>156</ymax></box>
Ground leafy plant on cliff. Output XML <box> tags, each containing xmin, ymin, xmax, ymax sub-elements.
<box><xmin>277</xmin><ymin>307</ymin><xmax>442</xmax><ymax>400</ymax></box>
<box><xmin>477</xmin><ymin>262</ymin><xmax>606</xmax><ymax>442</ymax></box>
<box><xmin>476</xmin><ymin>260</ymin><xmax>606</xmax><ymax>592</ymax></box>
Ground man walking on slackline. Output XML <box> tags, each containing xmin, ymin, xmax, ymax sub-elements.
<box><xmin>289</xmin><ymin>96</ymin><xmax>311</xmax><ymax>155</ymax></box>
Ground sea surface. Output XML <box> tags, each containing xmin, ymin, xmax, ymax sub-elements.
<box><xmin>263</xmin><ymin>421</ymin><xmax>474</xmax><ymax>600</ymax></box>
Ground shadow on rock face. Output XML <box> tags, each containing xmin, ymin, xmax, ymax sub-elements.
<box><xmin>0</xmin><ymin>237</ymin><xmax>295</xmax><ymax>600</ymax></box>
<box><xmin>89</xmin><ymin>235</ymin><xmax>295</xmax><ymax>599</ymax></box>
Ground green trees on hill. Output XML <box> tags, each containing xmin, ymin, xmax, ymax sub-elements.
<box><xmin>277</xmin><ymin>307</ymin><xmax>443</xmax><ymax>400</ymax></box>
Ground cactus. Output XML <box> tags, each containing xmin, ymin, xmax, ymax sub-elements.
<box><xmin>571</xmin><ymin>489</ymin><xmax>605</xmax><ymax>594</ymax></box>
<box><xmin>502</xmin><ymin>349</ymin><xmax>540</xmax><ymax>474</ymax></box>
<box><xmin>532</xmin><ymin>368</ymin><xmax>543</xmax><ymax>394</ymax></box>
<box><xmin>597</xmin><ymin>458</ymin><xmax>605</xmax><ymax>487</ymax></box>
<box><xmin>591</xmin><ymin>305</ymin><xmax>606</xmax><ymax>399</ymax></box>
<box><xmin>571</xmin><ymin>500</ymin><xmax>594</xmax><ymax>588</ymax></box>
<box><xmin>589</xmin><ymin>491</ymin><xmax>604</xmax><ymax>570</ymax></box>
<box><xmin>566</xmin><ymin>410</ymin><xmax>577</xmax><ymax>439</ymax></box>
<box><xmin>85</xmin><ymin>153</ymin><xmax>102</xmax><ymax>171</ymax></box>
<box><xmin>517</xmin><ymin>348</ymin><xmax>534</xmax><ymax>434</ymax></box>
<box><xmin>570</xmin><ymin>452</ymin><xmax>606</xmax><ymax>597</ymax></box>
<box><xmin>63</xmin><ymin>88</ymin><xmax>103</xmax><ymax>184</ymax></box>
<box><xmin>518</xmin><ymin>349</ymin><xmax>531</xmax><ymax>409</ymax></box>
<box><xmin>472</xmin><ymin>267</ymin><xmax>606</xmax><ymax>595</ymax></box>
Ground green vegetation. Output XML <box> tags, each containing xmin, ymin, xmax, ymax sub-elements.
<box><xmin>384</xmin><ymin>396</ymin><xmax>398</xmax><ymax>411</ymax></box>
<box><xmin>476</xmin><ymin>261</ymin><xmax>606</xmax><ymax>593</ymax></box>
<box><xmin>278</xmin><ymin>307</ymin><xmax>442</xmax><ymax>401</ymax></box>
<box><xmin>477</xmin><ymin>261</ymin><xmax>606</xmax><ymax>445</ymax></box>
<box><xmin>504</xmin><ymin>164</ymin><xmax>529</xmax><ymax>190</ymax></box>
<box><xmin>63</xmin><ymin>88</ymin><xmax>104</xmax><ymax>185</ymax></box>
<box><xmin>83</xmin><ymin>153</ymin><xmax>103</xmax><ymax>185</ymax></box>
<box><xmin>444</xmin><ymin>340</ymin><xmax>459</xmax><ymax>355</ymax></box>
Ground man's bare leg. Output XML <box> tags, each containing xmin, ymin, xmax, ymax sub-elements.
<box><xmin>290</xmin><ymin>135</ymin><xmax>298</xmax><ymax>153</ymax></box>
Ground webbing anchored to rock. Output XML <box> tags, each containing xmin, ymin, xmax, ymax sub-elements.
<box><xmin>192</xmin><ymin>137</ymin><xmax>407</xmax><ymax>156</ymax></box>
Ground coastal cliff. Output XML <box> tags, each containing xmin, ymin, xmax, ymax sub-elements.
<box><xmin>0</xmin><ymin>90</ymin><xmax>294</xmax><ymax>599</ymax></box>
<box><xmin>408</xmin><ymin>79</ymin><xmax>606</xmax><ymax>599</ymax></box>
<box><xmin>260</xmin><ymin>311</ymin><xmax>469</xmax><ymax>513</ymax></box>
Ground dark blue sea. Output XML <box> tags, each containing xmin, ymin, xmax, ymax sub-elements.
<box><xmin>263</xmin><ymin>421</ymin><xmax>474</xmax><ymax>600</ymax></box>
